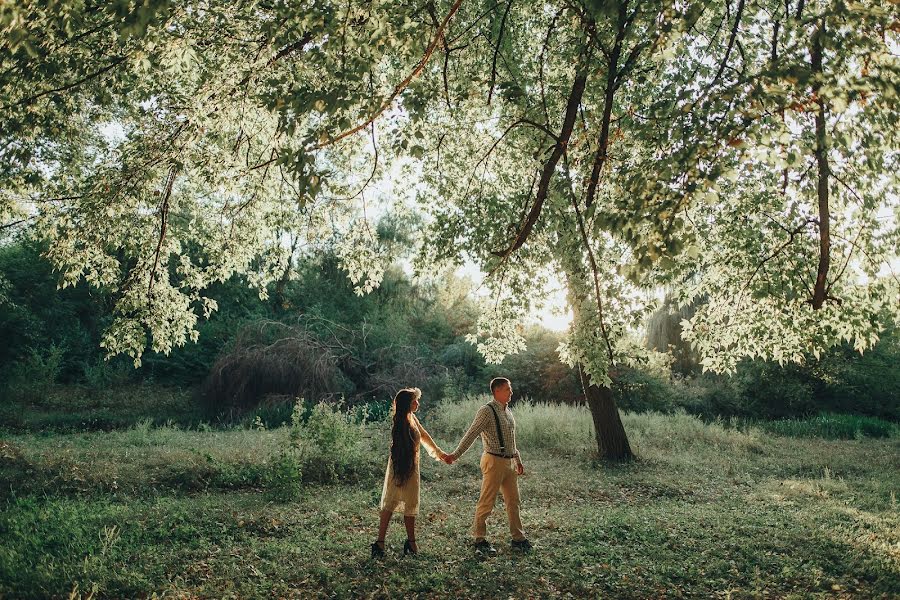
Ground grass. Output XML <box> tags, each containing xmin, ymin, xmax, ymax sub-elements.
<box><xmin>760</xmin><ymin>413</ymin><xmax>899</xmax><ymax>440</ymax></box>
<box><xmin>0</xmin><ymin>384</ymin><xmax>202</xmax><ymax>432</ymax></box>
<box><xmin>1</xmin><ymin>396</ymin><xmax>898</xmax><ymax>598</ymax></box>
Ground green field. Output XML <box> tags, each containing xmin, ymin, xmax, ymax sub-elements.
<box><xmin>1</xmin><ymin>396</ymin><xmax>898</xmax><ymax>598</ymax></box>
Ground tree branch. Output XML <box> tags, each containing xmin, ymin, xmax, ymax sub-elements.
<box><xmin>710</xmin><ymin>0</ymin><xmax>745</xmax><ymax>88</ymax></box>
<box><xmin>827</xmin><ymin>225</ymin><xmax>863</xmax><ymax>297</ymax></box>
<box><xmin>0</xmin><ymin>217</ymin><xmax>32</xmax><ymax>231</ymax></box>
<box><xmin>313</xmin><ymin>0</ymin><xmax>465</xmax><ymax>150</ymax></box>
<box><xmin>585</xmin><ymin>5</ymin><xmax>633</xmax><ymax>209</ymax></box>
<box><xmin>426</xmin><ymin>1</ymin><xmax>454</xmax><ymax>110</ymax></box>
<box><xmin>484</xmin><ymin>13</ymin><xmax>600</xmax><ymax>259</ymax></box>
<box><xmin>487</xmin><ymin>0</ymin><xmax>514</xmax><ymax>105</ymax></box>
<box><xmin>148</xmin><ymin>165</ymin><xmax>178</xmax><ymax>299</ymax></box>
<box><xmin>833</xmin><ymin>232</ymin><xmax>900</xmax><ymax>288</ymax></box>
<box><xmin>3</xmin><ymin>55</ymin><xmax>127</xmax><ymax>111</ymax></box>
<box><xmin>739</xmin><ymin>218</ymin><xmax>814</xmax><ymax>299</ymax></box>
<box><xmin>490</xmin><ymin>44</ymin><xmax>591</xmax><ymax>258</ymax></box>
<box><xmin>570</xmin><ymin>177</ymin><xmax>615</xmax><ymax>365</ymax></box>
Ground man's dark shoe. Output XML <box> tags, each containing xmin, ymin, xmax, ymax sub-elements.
<box><xmin>511</xmin><ymin>539</ymin><xmax>533</xmax><ymax>552</ymax></box>
<box><xmin>474</xmin><ymin>539</ymin><xmax>497</xmax><ymax>555</ymax></box>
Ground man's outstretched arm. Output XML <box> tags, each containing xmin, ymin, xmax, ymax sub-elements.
<box><xmin>448</xmin><ymin>407</ymin><xmax>488</xmax><ymax>463</ymax></box>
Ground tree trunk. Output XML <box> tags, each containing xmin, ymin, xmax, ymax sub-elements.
<box><xmin>579</xmin><ymin>364</ymin><xmax>634</xmax><ymax>461</ymax></box>
<box><xmin>810</xmin><ymin>20</ymin><xmax>831</xmax><ymax>309</ymax></box>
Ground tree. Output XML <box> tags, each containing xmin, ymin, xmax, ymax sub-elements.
<box><xmin>1</xmin><ymin>0</ymin><xmax>897</xmax><ymax>459</ymax></box>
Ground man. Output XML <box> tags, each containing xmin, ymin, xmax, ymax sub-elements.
<box><xmin>444</xmin><ymin>377</ymin><xmax>532</xmax><ymax>554</ymax></box>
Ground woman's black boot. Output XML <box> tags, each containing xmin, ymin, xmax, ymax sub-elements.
<box><xmin>371</xmin><ymin>541</ymin><xmax>385</xmax><ymax>558</ymax></box>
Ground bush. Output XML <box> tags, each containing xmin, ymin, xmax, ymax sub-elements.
<box><xmin>612</xmin><ymin>366</ymin><xmax>677</xmax><ymax>414</ymax></box>
<box><xmin>80</xmin><ymin>358</ymin><xmax>134</xmax><ymax>390</ymax></box>
<box><xmin>0</xmin><ymin>241</ymin><xmax>115</xmax><ymax>385</ymax></box>
<box><xmin>263</xmin><ymin>399</ymin><xmax>366</xmax><ymax>497</ymax></box>
<box><xmin>198</xmin><ymin>321</ymin><xmax>349</xmax><ymax>420</ymax></box>
<box><xmin>265</xmin><ymin>449</ymin><xmax>304</xmax><ymax>502</ymax></box>
<box><xmin>241</xmin><ymin>395</ymin><xmax>298</xmax><ymax>429</ymax></box>
<box><xmin>263</xmin><ymin>401</ymin><xmax>305</xmax><ymax>501</ymax></box>
<box><xmin>734</xmin><ymin>362</ymin><xmax>818</xmax><ymax>419</ymax></box>
<box><xmin>2</xmin><ymin>345</ymin><xmax>65</xmax><ymax>402</ymax></box>
<box><xmin>356</xmin><ymin>397</ymin><xmax>392</xmax><ymax>423</ymax></box>
<box><xmin>298</xmin><ymin>401</ymin><xmax>365</xmax><ymax>482</ymax></box>
<box><xmin>482</xmin><ymin>327</ymin><xmax>581</xmax><ymax>404</ymax></box>
<box><xmin>811</xmin><ymin>323</ymin><xmax>900</xmax><ymax>421</ymax></box>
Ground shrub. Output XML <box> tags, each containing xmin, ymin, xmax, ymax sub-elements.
<box><xmin>198</xmin><ymin>321</ymin><xmax>349</xmax><ymax>420</ymax></box>
<box><xmin>612</xmin><ymin>366</ymin><xmax>676</xmax><ymax>414</ymax></box>
<box><xmin>362</xmin><ymin>356</ymin><xmax>440</xmax><ymax>407</ymax></box>
<box><xmin>678</xmin><ymin>375</ymin><xmax>744</xmax><ymax>418</ymax></box>
<box><xmin>298</xmin><ymin>401</ymin><xmax>365</xmax><ymax>482</ymax></box>
<box><xmin>263</xmin><ymin>401</ymin><xmax>305</xmax><ymax>501</ymax></box>
<box><xmin>2</xmin><ymin>345</ymin><xmax>65</xmax><ymax>402</ymax></box>
<box><xmin>485</xmin><ymin>327</ymin><xmax>581</xmax><ymax>404</ymax></box>
<box><xmin>263</xmin><ymin>399</ymin><xmax>366</xmax><ymax>497</ymax></box>
<box><xmin>265</xmin><ymin>449</ymin><xmax>304</xmax><ymax>502</ymax></box>
<box><xmin>80</xmin><ymin>358</ymin><xmax>133</xmax><ymax>390</ymax></box>
<box><xmin>243</xmin><ymin>394</ymin><xmax>298</xmax><ymax>428</ymax></box>
<box><xmin>811</xmin><ymin>323</ymin><xmax>900</xmax><ymax>421</ymax></box>
<box><xmin>735</xmin><ymin>362</ymin><xmax>817</xmax><ymax>419</ymax></box>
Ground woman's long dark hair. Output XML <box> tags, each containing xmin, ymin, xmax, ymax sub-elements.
<box><xmin>390</xmin><ymin>388</ymin><xmax>420</xmax><ymax>486</ymax></box>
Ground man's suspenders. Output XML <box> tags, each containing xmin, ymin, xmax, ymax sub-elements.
<box><xmin>486</xmin><ymin>403</ymin><xmax>507</xmax><ymax>456</ymax></box>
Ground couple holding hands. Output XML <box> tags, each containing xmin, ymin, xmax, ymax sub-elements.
<box><xmin>371</xmin><ymin>377</ymin><xmax>532</xmax><ymax>558</ymax></box>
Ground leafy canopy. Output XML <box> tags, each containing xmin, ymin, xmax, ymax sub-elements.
<box><xmin>1</xmin><ymin>0</ymin><xmax>897</xmax><ymax>380</ymax></box>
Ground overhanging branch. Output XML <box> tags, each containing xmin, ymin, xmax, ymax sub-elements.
<box><xmin>491</xmin><ymin>22</ymin><xmax>593</xmax><ymax>258</ymax></box>
<box><xmin>313</xmin><ymin>0</ymin><xmax>465</xmax><ymax>150</ymax></box>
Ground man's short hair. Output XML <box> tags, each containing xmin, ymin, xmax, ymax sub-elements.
<box><xmin>490</xmin><ymin>377</ymin><xmax>510</xmax><ymax>393</ymax></box>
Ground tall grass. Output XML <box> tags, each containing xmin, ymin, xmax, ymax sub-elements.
<box><xmin>2</xmin><ymin>404</ymin><xmax>382</xmax><ymax>499</ymax></box>
<box><xmin>622</xmin><ymin>411</ymin><xmax>765</xmax><ymax>455</ymax></box>
<box><xmin>431</xmin><ymin>396</ymin><xmax>594</xmax><ymax>451</ymax></box>
<box><xmin>6</xmin><ymin>395</ymin><xmax>895</xmax><ymax>502</ymax></box>
<box><xmin>760</xmin><ymin>413</ymin><xmax>898</xmax><ymax>440</ymax></box>
<box><xmin>0</xmin><ymin>383</ymin><xmax>201</xmax><ymax>432</ymax></box>
<box><xmin>2</xmin><ymin>422</ymin><xmax>282</xmax><ymax>496</ymax></box>
<box><xmin>430</xmin><ymin>395</ymin><xmax>764</xmax><ymax>455</ymax></box>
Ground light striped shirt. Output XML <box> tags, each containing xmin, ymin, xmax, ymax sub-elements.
<box><xmin>450</xmin><ymin>400</ymin><xmax>520</xmax><ymax>461</ymax></box>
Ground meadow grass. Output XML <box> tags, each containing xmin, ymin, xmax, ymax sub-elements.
<box><xmin>0</xmin><ymin>384</ymin><xmax>202</xmax><ymax>432</ymax></box>
<box><xmin>760</xmin><ymin>413</ymin><xmax>899</xmax><ymax>440</ymax></box>
<box><xmin>1</xmin><ymin>397</ymin><xmax>898</xmax><ymax>598</ymax></box>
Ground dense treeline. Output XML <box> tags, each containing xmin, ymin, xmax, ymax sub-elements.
<box><xmin>1</xmin><ymin>239</ymin><xmax>897</xmax><ymax>423</ymax></box>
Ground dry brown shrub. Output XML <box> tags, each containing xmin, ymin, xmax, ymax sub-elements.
<box><xmin>199</xmin><ymin>320</ymin><xmax>347</xmax><ymax>418</ymax></box>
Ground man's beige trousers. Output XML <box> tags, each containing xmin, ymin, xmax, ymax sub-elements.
<box><xmin>473</xmin><ymin>453</ymin><xmax>526</xmax><ymax>542</ymax></box>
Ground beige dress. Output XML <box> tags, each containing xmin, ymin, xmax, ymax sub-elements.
<box><xmin>380</xmin><ymin>415</ymin><xmax>442</xmax><ymax>516</ymax></box>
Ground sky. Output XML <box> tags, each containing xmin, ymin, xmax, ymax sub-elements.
<box><xmin>456</xmin><ymin>260</ymin><xmax>573</xmax><ymax>332</ymax></box>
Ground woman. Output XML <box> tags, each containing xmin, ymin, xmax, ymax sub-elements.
<box><xmin>372</xmin><ymin>387</ymin><xmax>448</xmax><ymax>557</ymax></box>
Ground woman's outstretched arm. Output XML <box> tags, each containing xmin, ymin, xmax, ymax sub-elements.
<box><xmin>414</xmin><ymin>416</ymin><xmax>444</xmax><ymax>461</ymax></box>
